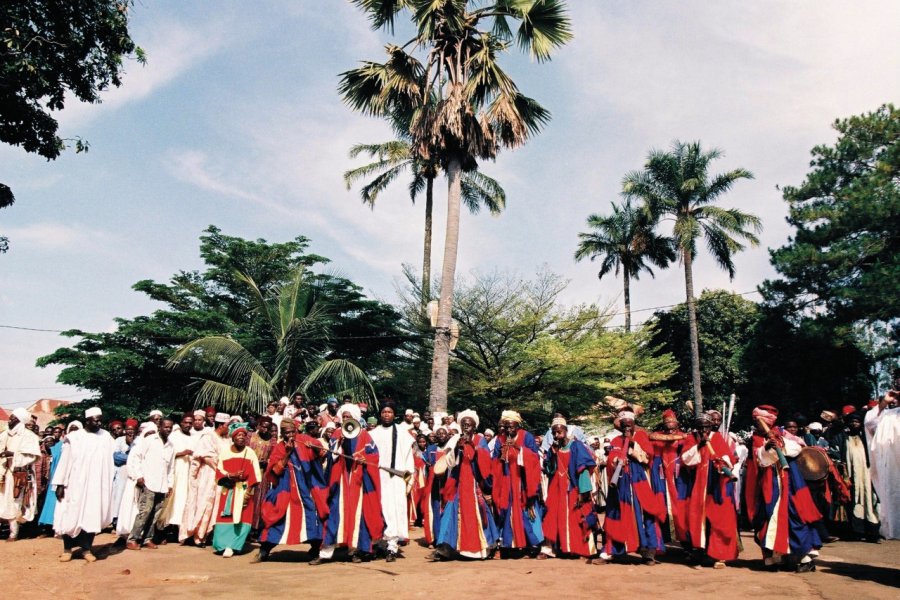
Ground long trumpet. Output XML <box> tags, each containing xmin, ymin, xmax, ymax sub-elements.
<box><xmin>301</xmin><ymin>439</ymin><xmax>412</xmax><ymax>482</ymax></box>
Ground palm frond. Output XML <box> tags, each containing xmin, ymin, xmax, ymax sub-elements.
<box><xmin>461</xmin><ymin>170</ymin><xmax>507</xmax><ymax>215</ymax></box>
<box><xmin>300</xmin><ymin>359</ymin><xmax>378</xmax><ymax>407</ymax></box>
<box><xmin>167</xmin><ymin>336</ymin><xmax>271</xmax><ymax>388</ymax></box>
<box><xmin>506</xmin><ymin>0</ymin><xmax>574</xmax><ymax>62</ymax></box>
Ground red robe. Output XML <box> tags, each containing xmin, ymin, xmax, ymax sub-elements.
<box><xmin>681</xmin><ymin>433</ymin><xmax>739</xmax><ymax>561</ymax></box>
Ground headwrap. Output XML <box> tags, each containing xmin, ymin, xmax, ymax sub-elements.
<box><xmin>404</xmin><ymin>409</ymin><xmax>414</xmax><ymax>416</ymax></box>
<box><xmin>84</xmin><ymin>407</ymin><xmax>102</xmax><ymax>419</ymax></box>
<box><xmin>617</xmin><ymin>411</ymin><xmax>636</xmax><ymax>421</ymax></box>
<box><xmin>845</xmin><ymin>412</ymin><xmax>864</xmax><ymax>424</ymax></box>
<box><xmin>204</xmin><ymin>406</ymin><xmax>216</xmax><ymax>415</ymax></box>
<box><xmin>448</xmin><ymin>423</ymin><xmax>461</xmax><ymax>433</ymax></box>
<box><xmin>820</xmin><ymin>410</ymin><xmax>837</xmax><ymax>423</ymax></box>
<box><xmin>366</xmin><ymin>416</ymin><xmax>378</xmax><ymax>426</ymax></box>
<box><xmin>229</xmin><ymin>422</ymin><xmax>250</xmax><ymax>438</ymax></box>
<box><xmin>109</xmin><ymin>420</ymin><xmax>123</xmax><ymax>428</ymax></box>
<box><xmin>808</xmin><ymin>422</ymin><xmax>823</xmax><ymax>432</ymax></box>
<box><xmin>326</xmin><ymin>396</ymin><xmax>339</xmax><ymax>405</ymax></box>
<box><xmin>500</xmin><ymin>410</ymin><xmax>523</xmax><ymax>424</ymax></box>
<box><xmin>841</xmin><ymin>404</ymin><xmax>856</xmax><ymax>416</ymax></box>
<box><xmin>550</xmin><ymin>416</ymin><xmax>567</xmax><ymax>427</ymax></box>
<box><xmin>125</xmin><ymin>418</ymin><xmax>139</xmax><ymax>428</ymax></box>
<box><xmin>752</xmin><ymin>405</ymin><xmax>778</xmax><ymax>427</ymax></box>
<box><xmin>192</xmin><ymin>410</ymin><xmax>206</xmax><ymax>419</ymax></box>
<box><xmin>279</xmin><ymin>396</ymin><xmax>290</xmax><ymax>405</ymax></box>
<box><xmin>214</xmin><ymin>412</ymin><xmax>230</xmax><ymax>424</ymax></box>
<box><xmin>142</xmin><ymin>422</ymin><xmax>158</xmax><ymax>436</ymax></box>
<box><xmin>12</xmin><ymin>407</ymin><xmax>30</xmax><ymax>422</ymax></box>
<box><xmin>148</xmin><ymin>409</ymin><xmax>163</xmax><ymax>418</ymax></box>
<box><xmin>412</xmin><ymin>417</ymin><xmax>421</xmax><ymax>424</ymax></box>
<box><xmin>694</xmin><ymin>413</ymin><xmax>714</xmax><ymax>428</ymax></box>
<box><xmin>339</xmin><ymin>403</ymin><xmax>362</xmax><ymax>422</ymax></box>
<box><xmin>484</xmin><ymin>428</ymin><xmax>494</xmax><ymax>436</ymax></box>
<box><xmin>457</xmin><ymin>409</ymin><xmax>480</xmax><ymax>429</ymax></box>
<box><xmin>662</xmin><ymin>409</ymin><xmax>677</xmax><ymax>422</ymax></box>
<box><xmin>706</xmin><ymin>409</ymin><xmax>722</xmax><ymax>419</ymax></box>
<box><xmin>318</xmin><ymin>403</ymin><xmax>327</xmax><ymax>413</ymax></box>
<box><xmin>228</xmin><ymin>415</ymin><xmax>244</xmax><ymax>425</ymax></box>
<box><xmin>323</xmin><ymin>422</ymin><xmax>337</xmax><ymax>432</ymax></box>
<box><xmin>68</xmin><ymin>421</ymin><xmax>83</xmax><ymax>432</ymax></box>
<box><xmin>866</xmin><ymin>400</ymin><xmax>879</xmax><ymax>410</ymax></box>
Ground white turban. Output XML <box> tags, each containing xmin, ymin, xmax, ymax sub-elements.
<box><xmin>228</xmin><ymin>415</ymin><xmax>244</xmax><ymax>425</ymax></box>
<box><xmin>84</xmin><ymin>407</ymin><xmax>102</xmax><ymax>419</ymax></box>
<box><xmin>214</xmin><ymin>412</ymin><xmax>230</xmax><ymax>424</ymax></box>
<box><xmin>457</xmin><ymin>409</ymin><xmax>479</xmax><ymax>429</ymax></box>
<box><xmin>68</xmin><ymin>421</ymin><xmax>83</xmax><ymax>432</ymax></box>
<box><xmin>617</xmin><ymin>411</ymin><xmax>636</xmax><ymax>421</ymax></box>
<box><xmin>142</xmin><ymin>422</ymin><xmax>158</xmax><ymax>436</ymax></box>
<box><xmin>484</xmin><ymin>428</ymin><xmax>494</xmax><ymax>436</ymax></box>
<box><xmin>192</xmin><ymin>409</ymin><xmax>206</xmax><ymax>419</ymax></box>
<box><xmin>280</xmin><ymin>396</ymin><xmax>290</xmax><ymax>405</ymax></box>
<box><xmin>11</xmin><ymin>407</ymin><xmax>30</xmax><ymax>422</ymax></box>
<box><xmin>500</xmin><ymin>410</ymin><xmax>523</xmax><ymax>424</ymax></box>
<box><xmin>405</xmin><ymin>409</ymin><xmax>414</xmax><ymax>416</ymax></box>
<box><xmin>339</xmin><ymin>403</ymin><xmax>362</xmax><ymax>422</ymax></box>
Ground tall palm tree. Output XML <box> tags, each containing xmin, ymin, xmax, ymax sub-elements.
<box><xmin>344</xmin><ymin>139</ymin><xmax>506</xmax><ymax>303</ymax></box>
<box><xmin>575</xmin><ymin>199</ymin><xmax>674</xmax><ymax>332</ymax></box>
<box><xmin>340</xmin><ymin>0</ymin><xmax>573</xmax><ymax>412</ymax></box>
<box><xmin>167</xmin><ymin>266</ymin><xmax>376</xmax><ymax>414</ymax></box>
<box><xmin>623</xmin><ymin>140</ymin><xmax>760</xmax><ymax>416</ymax></box>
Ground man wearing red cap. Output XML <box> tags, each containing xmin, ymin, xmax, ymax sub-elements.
<box><xmin>745</xmin><ymin>405</ymin><xmax>823</xmax><ymax>572</ymax></box>
<box><xmin>648</xmin><ymin>409</ymin><xmax>689</xmax><ymax>546</ymax></box>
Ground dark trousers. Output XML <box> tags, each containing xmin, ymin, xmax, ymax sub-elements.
<box><xmin>63</xmin><ymin>531</ymin><xmax>96</xmax><ymax>551</ymax></box>
<box><xmin>128</xmin><ymin>487</ymin><xmax>166</xmax><ymax>543</ymax></box>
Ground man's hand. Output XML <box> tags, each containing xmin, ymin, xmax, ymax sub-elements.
<box><xmin>177</xmin><ymin>449</ymin><xmax>193</xmax><ymax>457</ymax></box>
<box><xmin>56</xmin><ymin>486</ymin><xmax>65</xmax><ymax>501</ymax></box>
<box><xmin>0</xmin><ymin>450</ymin><xmax>14</xmax><ymax>458</ymax></box>
<box><xmin>136</xmin><ymin>477</ymin><xmax>145</xmax><ymax>489</ymax></box>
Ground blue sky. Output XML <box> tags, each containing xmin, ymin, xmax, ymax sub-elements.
<box><xmin>2</xmin><ymin>1</ymin><xmax>898</xmax><ymax>410</ymax></box>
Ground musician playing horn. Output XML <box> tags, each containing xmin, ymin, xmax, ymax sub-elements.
<box><xmin>600</xmin><ymin>408</ymin><xmax>665</xmax><ymax>565</ymax></box>
<box><xmin>745</xmin><ymin>404</ymin><xmax>823</xmax><ymax>572</ymax></box>
<box><xmin>312</xmin><ymin>403</ymin><xmax>384</xmax><ymax>565</ymax></box>
<box><xmin>369</xmin><ymin>401</ymin><xmax>415</xmax><ymax>562</ymax></box>
<box><xmin>680</xmin><ymin>413</ymin><xmax>739</xmax><ymax>568</ymax></box>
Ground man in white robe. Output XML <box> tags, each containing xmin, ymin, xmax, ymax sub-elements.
<box><xmin>0</xmin><ymin>408</ymin><xmax>41</xmax><ymax>540</ymax></box>
<box><xmin>369</xmin><ymin>403</ymin><xmax>415</xmax><ymax>561</ymax></box>
<box><xmin>126</xmin><ymin>419</ymin><xmax>174</xmax><ymax>549</ymax></box>
<box><xmin>52</xmin><ymin>407</ymin><xmax>116</xmax><ymax>562</ymax></box>
<box><xmin>163</xmin><ymin>412</ymin><xmax>196</xmax><ymax>530</ymax></box>
<box><xmin>178</xmin><ymin>412</ymin><xmax>229</xmax><ymax>546</ymax></box>
<box><xmin>864</xmin><ymin>385</ymin><xmax>900</xmax><ymax>540</ymax></box>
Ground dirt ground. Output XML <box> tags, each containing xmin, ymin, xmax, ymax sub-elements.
<box><xmin>1</xmin><ymin>531</ymin><xmax>897</xmax><ymax>600</ymax></box>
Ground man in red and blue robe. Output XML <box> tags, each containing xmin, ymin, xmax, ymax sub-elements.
<box><xmin>255</xmin><ymin>420</ymin><xmax>328</xmax><ymax>562</ymax></box>
<box><xmin>433</xmin><ymin>411</ymin><xmax>499</xmax><ymax>560</ymax></box>
<box><xmin>421</xmin><ymin>427</ymin><xmax>452</xmax><ymax>547</ymax></box>
<box><xmin>311</xmin><ymin>404</ymin><xmax>384</xmax><ymax>564</ymax></box>
<box><xmin>540</xmin><ymin>417</ymin><xmax>598</xmax><ymax>561</ymax></box>
<box><xmin>491</xmin><ymin>410</ymin><xmax>543</xmax><ymax>557</ymax></box>
<box><xmin>648</xmin><ymin>409</ymin><xmax>690</xmax><ymax>545</ymax></box>
<box><xmin>745</xmin><ymin>405</ymin><xmax>823</xmax><ymax>572</ymax></box>
<box><xmin>601</xmin><ymin>412</ymin><xmax>666</xmax><ymax>564</ymax></box>
<box><xmin>680</xmin><ymin>414</ymin><xmax>739</xmax><ymax>568</ymax></box>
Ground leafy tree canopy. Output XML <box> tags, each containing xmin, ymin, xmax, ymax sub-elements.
<box><xmin>764</xmin><ymin>104</ymin><xmax>899</xmax><ymax>330</ymax></box>
<box><xmin>1</xmin><ymin>0</ymin><xmax>144</xmax><ymax>159</ymax></box>
<box><xmin>37</xmin><ymin>226</ymin><xmax>403</xmax><ymax>421</ymax></box>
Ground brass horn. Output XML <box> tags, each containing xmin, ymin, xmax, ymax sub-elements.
<box><xmin>342</xmin><ymin>417</ymin><xmax>361</xmax><ymax>439</ymax></box>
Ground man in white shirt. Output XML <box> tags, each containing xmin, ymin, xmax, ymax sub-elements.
<box><xmin>0</xmin><ymin>408</ymin><xmax>41</xmax><ymax>540</ymax></box>
<box><xmin>126</xmin><ymin>418</ymin><xmax>175</xmax><ymax>549</ymax></box>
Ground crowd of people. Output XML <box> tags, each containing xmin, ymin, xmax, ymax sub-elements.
<box><xmin>0</xmin><ymin>384</ymin><xmax>897</xmax><ymax>573</ymax></box>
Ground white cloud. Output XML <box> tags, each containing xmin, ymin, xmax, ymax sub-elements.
<box><xmin>3</xmin><ymin>222</ymin><xmax>115</xmax><ymax>252</ymax></box>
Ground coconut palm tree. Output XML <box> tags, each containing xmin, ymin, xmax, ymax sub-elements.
<box><xmin>623</xmin><ymin>140</ymin><xmax>760</xmax><ymax>416</ymax></box>
<box><xmin>167</xmin><ymin>266</ymin><xmax>376</xmax><ymax>415</ymax></box>
<box><xmin>575</xmin><ymin>199</ymin><xmax>674</xmax><ymax>332</ymax></box>
<box><xmin>340</xmin><ymin>0</ymin><xmax>573</xmax><ymax>412</ymax></box>
<box><xmin>344</xmin><ymin>139</ymin><xmax>506</xmax><ymax>303</ymax></box>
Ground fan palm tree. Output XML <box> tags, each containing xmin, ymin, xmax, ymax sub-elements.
<box><xmin>623</xmin><ymin>140</ymin><xmax>760</xmax><ymax>416</ymax></box>
<box><xmin>340</xmin><ymin>0</ymin><xmax>573</xmax><ymax>412</ymax></box>
<box><xmin>344</xmin><ymin>139</ymin><xmax>506</xmax><ymax>302</ymax></box>
<box><xmin>167</xmin><ymin>266</ymin><xmax>376</xmax><ymax>415</ymax></box>
<box><xmin>575</xmin><ymin>199</ymin><xmax>674</xmax><ymax>332</ymax></box>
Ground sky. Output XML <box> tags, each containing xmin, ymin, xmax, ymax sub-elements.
<box><xmin>1</xmin><ymin>1</ymin><xmax>898</xmax><ymax>410</ymax></box>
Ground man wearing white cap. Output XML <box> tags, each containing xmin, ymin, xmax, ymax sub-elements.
<box><xmin>179</xmin><ymin>412</ymin><xmax>230</xmax><ymax>546</ymax></box>
<box><xmin>52</xmin><ymin>407</ymin><xmax>115</xmax><ymax>562</ymax></box>
<box><xmin>148</xmin><ymin>410</ymin><xmax>164</xmax><ymax>427</ymax></box>
<box><xmin>0</xmin><ymin>408</ymin><xmax>41</xmax><ymax>540</ymax></box>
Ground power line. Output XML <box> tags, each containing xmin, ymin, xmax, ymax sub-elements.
<box><xmin>0</xmin><ymin>289</ymin><xmax>762</xmax><ymax>340</ymax></box>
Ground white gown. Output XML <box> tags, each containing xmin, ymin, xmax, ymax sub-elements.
<box><xmin>369</xmin><ymin>424</ymin><xmax>415</xmax><ymax>545</ymax></box>
<box><xmin>865</xmin><ymin>405</ymin><xmax>900</xmax><ymax>539</ymax></box>
<box><xmin>52</xmin><ymin>428</ymin><xmax>116</xmax><ymax>537</ymax></box>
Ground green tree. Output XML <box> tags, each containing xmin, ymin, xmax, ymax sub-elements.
<box><xmin>37</xmin><ymin>226</ymin><xmax>403</xmax><ymax>419</ymax></box>
<box><xmin>167</xmin><ymin>266</ymin><xmax>376</xmax><ymax>415</ymax></box>
<box><xmin>763</xmin><ymin>104</ymin><xmax>899</xmax><ymax>331</ymax></box>
<box><xmin>575</xmin><ymin>198</ymin><xmax>674</xmax><ymax>331</ymax></box>
<box><xmin>1</xmin><ymin>1</ymin><xmax>143</xmax><ymax>158</ymax></box>
<box><xmin>344</xmin><ymin>139</ymin><xmax>506</xmax><ymax>302</ymax></box>
<box><xmin>648</xmin><ymin>290</ymin><xmax>760</xmax><ymax>417</ymax></box>
<box><xmin>339</xmin><ymin>0</ymin><xmax>573</xmax><ymax>413</ymax></box>
<box><xmin>624</xmin><ymin>141</ymin><xmax>760</xmax><ymax>416</ymax></box>
<box><xmin>0</xmin><ymin>183</ymin><xmax>12</xmax><ymax>253</ymax></box>
<box><xmin>394</xmin><ymin>268</ymin><xmax>676</xmax><ymax>430</ymax></box>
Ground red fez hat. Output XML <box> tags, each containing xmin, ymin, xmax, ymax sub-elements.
<box><xmin>841</xmin><ymin>405</ymin><xmax>856</xmax><ymax>416</ymax></box>
<box><xmin>125</xmin><ymin>418</ymin><xmax>139</xmax><ymax>428</ymax></box>
<box><xmin>109</xmin><ymin>420</ymin><xmax>123</xmax><ymax>427</ymax></box>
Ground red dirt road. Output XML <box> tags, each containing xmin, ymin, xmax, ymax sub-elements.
<box><xmin>1</xmin><ymin>532</ymin><xmax>897</xmax><ymax>599</ymax></box>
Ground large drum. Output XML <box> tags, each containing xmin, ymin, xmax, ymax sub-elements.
<box><xmin>796</xmin><ymin>446</ymin><xmax>830</xmax><ymax>481</ymax></box>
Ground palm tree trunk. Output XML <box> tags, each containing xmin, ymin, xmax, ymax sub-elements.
<box><xmin>429</xmin><ymin>158</ymin><xmax>462</xmax><ymax>413</ymax></box>
<box><xmin>623</xmin><ymin>271</ymin><xmax>632</xmax><ymax>333</ymax></box>
<box><xmin>682</xmin><ymin>246</ymin><xmax>703</xmax><ymax>418</ymax></box>
<box><xmin>422</xmin><ymin>176</ymin><xmax>434</xmax><ymax>303</ymax></box>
